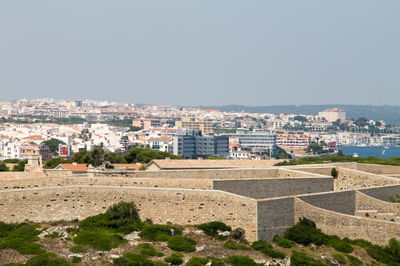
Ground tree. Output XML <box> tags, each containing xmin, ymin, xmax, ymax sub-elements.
<box><xmin>0</xmin><ymin>162</ymin><xmax>9</xmax><ymax>172</ymax></box>
<box><xmin>294</xmin><ymin>116</ymin><xmax>308</xmax><ymax>123</ymax></box>
<box><xmin>43</xmin><ymin>138</ymin><xmax>67</xmax><ymax>154</ymax></box>
<box><xmin>331</xmin><ymin>168</ymin><xmax>338</xmax><ymax>179</ymax></box>
<box><xmin>120</xmin><ymin>136</ymin><xmax>130</xmax><ymax>152</ymax></box>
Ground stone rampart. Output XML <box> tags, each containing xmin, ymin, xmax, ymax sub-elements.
<box><xmin>0</xmin><ymin>186</ymin><xmax>258</xmax><ymax>241</ymax></box>
<box><xmin>213</xmin><ymin>178</ymin><xmax>333</xmax><ymax>199</ymax></box>
<box><xmin>257</xmin><ymin>198</ymin><xmax>294</xmax><ymax>241</ymax></box>
<box><xmin>294</xmin><ymin>198</ymin><xmax>400</xmax><ymax>245</ymax></box>
<box><xmin>298</xmin><ymin>190</ymin><xmax>355</xmax><ymax>215</ymax></box>
<box><xmin>358</xmin><ymin>185</ymin><xmax>400</xmax><ymax>202</ymax></box>
<box><xmin>334</xmin><ymin>167</ymin><xmax>400</xmax><ymax>191</ymax></box>
<box><xmin>356</xmin><ymin>191</ymin><xmax>400</xmax><ymax>216</ymax></box>
<box><xmin>356</xmin><ymin>163</ymin><xmax>400</xmax><ymax>175</ymax></box>
<box><xmin>0</xmin><ymin>176</ymin><xmax>214</xmax><ymax>191</ymax></box>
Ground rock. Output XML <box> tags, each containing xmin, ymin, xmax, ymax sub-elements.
<box><xmin>110</xmin><ymin>254</ymin><xmax>121</xmax><ymax>259</ymax></box>
<box><xmin>183</xmin><ymin>229</ymin><xmax>191</xmax><ymax>235</ymax></box>
<box><xmin>125</xmin><ymin>231</ymin><xmax>140</xmax><ymax>241</ymax></box>
<box><xmin>68</xmin><ymin>254</ymin><xmax>83</xmax><ymax>258</ymax></box>
<box><xmin>196</xmin><ymin>245</ymin><xmax>205</xmax><ymax>252</ymax></box>
<box><xmin>194</xmin><ymin>230</ymin><xmax>204</xmax><ymax>235</ymax></box>
<box><xmin>218</xmin><ymin>231</ymin><xmax>231</xmax><ymax>237</ymax></box>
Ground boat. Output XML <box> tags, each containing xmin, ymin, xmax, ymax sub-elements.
<box><xmin>352</xmin><ymin>153</ymin><xmax>359</xmax><ymax>158</ymax></box>
<box><xmin>382</xmin><ymin>149</ymin><xmax>386</xmax><ymax>155</ymax></box>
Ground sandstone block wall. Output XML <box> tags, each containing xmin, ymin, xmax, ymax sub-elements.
<box><xmin>294</xmin><ymin>198</ymin><xmax>400</xmax><ymax>245</ymax></box>
<box><xmin>213</xmin><ymin>178</ymin><xmax>333</xmax><ymax>199</ymax></box>
<box><xmin>257</xmin><ymin>198</ymin><xmax>294</xmax><ymax>241</ymax></box>
<box><xmin>298</xmin><ymin>190</ymin><xmax>355</xmax><ymax>215</ymax></box>
<box><xmin>0</xmin><ymin>176</ymin><xmax>214</xmax><ymax>191</ymax></box>
<box><xmin>356</xmin><ymin>163</ymin><xmax>400</xmax><ymax>175</ymax></box>
<box><xmin>356</xmin><ymin>191</ymin><xmax>400</xmax><ymax>217</ymax></box>
<box><xmin>335</xmin><ymin>168</ymin><xmax>400</xmax><ymax>191</ymax></box>
<box><xmin>358</xmin><ymin>185</ymin><xmax>400</xmax><ymax>202</ymax></box>
<box><xmin>0</xmin><ymin>186</ymin><xmax>258</xmax><ymax>241</ymax></box>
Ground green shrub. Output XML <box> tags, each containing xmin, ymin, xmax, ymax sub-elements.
<box><xmin>328</xmin><ymin>238</ymin><xmax>354</xmax><ymax>253</ymax></box>
<box><xmin>273</xmin><ymin>235</ymin><xmax>293</xmax><ymax>248</ymax></box>
<box><xmin>139</xmin><ymin>224</ymin><xmax>183</xmax><ymax>241</ymax></box>
<box><xmin>1</xmin><ymin>238</ymin><xmax>44</xmax><ymax>255</ymax></box>
<box><xmin>260</xmin><ymin>248</ymin><xmax>286</xmax><ymax>259</ymax></box>
<box><xmin>332</xmin><ymin>253</ymin><xmax>346</xmax><ymax>264</ymax></box>
<box><xmin>137</xmin><ymin>243</ymin><xmax>164</xmax><ymax>257</ymax></box>
<box><xmin>73</xmin><ymin>230</ymin><xmax>127</xmax><ymax>251</ymax></box>
<box><xmin>71</xmin><ymin>256</ymin><xmax>82</xmax><ymax>263</ymax></box>
<box><xmin>66</xmin><ymin>227</ymin><xmax>79</xmax><ymax>235</ymax></box>
<box><xmin>365</xmin><ymin>238</ymin><xmax>400</xmax><ymax>265</ymax></box>
<box><xmin>164</xmin><ymin>252</ymin><xmax>184</xmax><ymax>265</ymax></box>
<box><xmin>196</xmin><ymin>221</ymin><xmax>231</xmax><ymax>238</ymax></box>
<box><xmin>185</xmin><ymin>257</ymin><xmax>209</xmax><ymax>266</ymax></box>
<box><xmin>167</xmin><ymin>236</ymin><xmax>196</xmax><ymax>252</ymax></box>
<box><xmin>290</xmin><ymin>251</ymin><xmax>326</xmax><ymax>266</ymax></box>
<box><xmin>345</xmin><ymin>255</ymin><xmax>362</xmax><ymax>266</ymax></box>
<box><xmin>251</xmin><ymin>240</ymin><xmax>273</xmax><ymax>250</ymax></box>
<box><xmin>343</xmin><ymin>238</ymin><xmax>373</xmax><ymax>249</ymax></box>
<box><xmin>4</xmin><ymin>263</ymin><xmax>24</xmax><ymax>266</ymax></box>
<box><xmin>284</xmin><ymin>218</ymin><xmax>328</xmax><ymax>246</ymax></box>
<box><xmin>113</xmin><ymin>252</ymin><xmax>154</xmax><ymax>266</ymax></box>
<box><xmin>69</xmin><ymin>245</ymin><xmax>88</xmax><ymax>253</ymax></box>
<box><xmin>223</xmin><ymin>240</ymin><xmax>250</xmax><ymax>250</ymax></box>
<box><xmin>208</xmin><ymin>257</ymin><xmax>226</xmax><ymax>266</ymax></box>
<box><xmin>225</xmin><ymin>255</ymin><xmax>260</xmax><ymax>266</ymax></box>
<box><xmin>25</xmin><ymin>253</ymin><xmax>70</xmax><ymax>266</ymax></box>
<box><xmin>331</xmin><ymin>168</ymin><xmax>338</xmax><ymax>178</ymax></box>
<box><xmin>79</xmin><ymin>202</ymin><xmax>143</xmax><ymax>234</ymax></box>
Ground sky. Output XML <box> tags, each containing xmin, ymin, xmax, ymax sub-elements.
<box><xmin>0</xmin><ymin>1</ymin><xmax>399</xmax><ymax>106</ymax></box>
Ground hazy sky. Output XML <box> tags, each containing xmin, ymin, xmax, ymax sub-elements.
<box><xmin>0</xmin><ymin>1</ymin><xmax>399</xmax><ymax>106</ymax></box>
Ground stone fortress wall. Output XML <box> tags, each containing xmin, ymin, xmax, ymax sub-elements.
<box><xmin>1</xmin><ymin>163</ymin><xmax>400</xmax><ymax>244</ymax></box>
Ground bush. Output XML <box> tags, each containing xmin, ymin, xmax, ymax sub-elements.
<box><xmin>342</xmin><ymin>238</ymin><xmax>373</xmax><ymax>249</ymax></box>
<box><xmin>196</xmin><ymin>221</ymin><xmax>231</xmax><ymax>238</ymax></box>
<box><xmin>25</xmin><ymin>253</ymin><xmax>70</xmax><ymax>266</ymax></box>
<box><xmin>208</xmin><ymin>257</ymin><xmax>226</xmax><ymax>266</ymax></box>
<box><xmin>69</xmin><ymin>245</ymin><xmax>87</xmax><ymax>253</ymax></box>
<box><xmin>113</xmin><ymin>252</ymin><xmax>154</xmax><ymax>266</ymax></box>
<box><xmin>345</xmin><ymin>255</ymin><xmax>362</xmax><ymax>266</ymax></box>
<box><xmin>185</xmin><ymin>257</ymin><xmax>209</xmax><ymax>266</ymax></box>
<box><xmin>139</xmin><ymin>224</ymin><xmax>183</xmax><ymax>241</ymax></box>
<box><xmin>328</xmin><ymin>237</ymin><xmax>353</xmax><ymax>253</ymax></box>
<box><xmin>167</xmin><ymin>236</ymin><xmax>196</xmax><ymax>252</ymax></box>
<box><xmin>164</xmin><ymin>252</ymin><xmax>184</xmax><ymax>265</ymax></box>
<box><xmin>290</xmin><ymin>251</ymin><xmax>326</xmax><ymax>266</ymax></box>
<box><xmin>231</xmin><ymin>228</ymin><xmax>245</xmax><ymax>240</ymax></box>
<box><xmin>71</xmin><ymin>256</ymin><xmax>82</xmax><ymax>263</ymax></box>
<box><xmin>0</xmin><ymin>223</ymin><xmax>44</xmax><ymax>255</ymax></box>
<box><xmin>73</xmin><ymin>230</ymin><xmax>127</xmax><ymax>251</ymax></box>
<box><xmin>273</xmin><ymin>235</ymin><xmax>293</xmax><ymax>248</ymax></box>
<box><xmin>284</xmin><ymin>218</ymin><xmax>328</xmax><ymax>246</ymax></box>
<box><xmin>260</xmin><ymin>248</ymin><xmax>286</xmax><ymax>259</ymax></box>
<box><xmin>251</xmin><ymin>240</ymin><xmax>273</xmax><ymax>250</ymax></box>
<box><xmin>225</xmin><ymin>255</ymin><xmax>259</xmax><ymax>266</ymax></box>
<box><xmin>223</xmin><ymin>240</ymin><xmax>250</xmax><ymax>250</ymax></box>
<box><xmin>137</xmin><ymin>243</ymin><xmax>164</xmax><ymax>257</ymax></box>
<box><xmin>331</xmin><ymin>168</ymin><xmax>338</xmax><ymax>178</ymax></box>
<box><xmin>79</xmin><ymin>202</ymin><xmax>142</xmax><ymax>234</ymax></box>
<box><xmin>332</xmin><ymin>253</ymin><xmax>346</xmax><ymax>264</ymax></box>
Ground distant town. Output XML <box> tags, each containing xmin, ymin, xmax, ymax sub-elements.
<box><xmin>0</xmin><ymin>98</ymin><xmax>399</xmax><ymax>162</ymax></box>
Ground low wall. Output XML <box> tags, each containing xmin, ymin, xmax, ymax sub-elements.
<box><xmin>335</xmin><ymin>168</ymin><xmax>400</xmax><ymax>191</ymax></box>
<box><xmin>298</xmin><ymin>190</ymin><xmax>355</xmax><ymax>215</ymax></box>
<box><xmin>257</xmin><ymin>198</ymin><xmax>294</xmax><ymax>241</ymax></box>
<box><xmin>213</xmin><ymin>178</ymin><xmax>333</xmax><ymax>199</ymax></box>
<box><xmin>356</xmin><ymin>163</ymin><xmax>400</xmax><ymax>175</ymax></box>
<box><xmin>358</xmin><ymin>185</ymin><xmax>400</xmax><ymax>202</ymax></box>
<box><xmin>44</xmin><ymin>169</ymin><xmax>73</xmax><ymax>177</ymax></box>
<box><xmin>294</xmin><ymin>198</ymin><xmax>400</xmax><ymax>245</ymax></box>
<box><xmin>0</xmin><ymin>176</ymin><xmax>214</xmax><ymax>191</ymax></box>
<box><xmin>0</xmin><ymin>186</ymin><xmax>258</xmax><ymax>241</ymax></box>
<box><xmin>0</xmin><ymin>172</ymin><xmax>46</xmax><ymax>180</ymax></box>
<box><xmin>356</xmin><ymin>191</ymin><xmax>400</xmax><ymax>216</ymax></box>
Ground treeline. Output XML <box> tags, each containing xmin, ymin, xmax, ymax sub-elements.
<box><xmin>0</xmin><ymin>159</ymin><xmax>27</xmax><ymax>172</ymax></box>
<box><xmin>275</xmin><ymin>155</ymin><xmax>400</xmax><ymax>166</ymax></box>
<box><xmin>44</xmin><ymin>147</ymin><xmax>181</xmax><ymax>169</ymax></box>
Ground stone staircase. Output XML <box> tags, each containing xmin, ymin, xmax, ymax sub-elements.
<box><xmin>355</xmin><ymin>209</ymin><xmax>400</xmax><ymax>222</ymax></box>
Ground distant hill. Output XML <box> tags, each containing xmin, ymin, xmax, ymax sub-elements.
<box><xmin>200</xmin><ymin>105</ymin><xmax>400</xmax><ymax>125</ymax></box>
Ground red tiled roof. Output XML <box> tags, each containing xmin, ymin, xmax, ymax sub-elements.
<box><xmin>59</xmin><ymin>163</ymin><xmax>88</xmax><ymax>172</ymax></box>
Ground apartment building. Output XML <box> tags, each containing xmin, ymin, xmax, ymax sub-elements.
<box><xmin>132</xmin><ymin>118</ymin><xmax>162</xmax><ymax>130</ymax></box>
<box><xmin>318</xmin><ymin>108</ymin><xmax>346</xmax><ymax>122</ymax></box>
<box><xmin>276</xmin><ymin>133</ymin><xmax>310</xmax><ymax>148</ymax></box>
<box><xmin>172</xmin><ymin>130</ymin><xmax>228</xmax><ymax>159</ymax></box>
<box><xmin>175</xmin><ymin>117</ymin><xmax>213</xmax><ymax>135</ymax></box>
